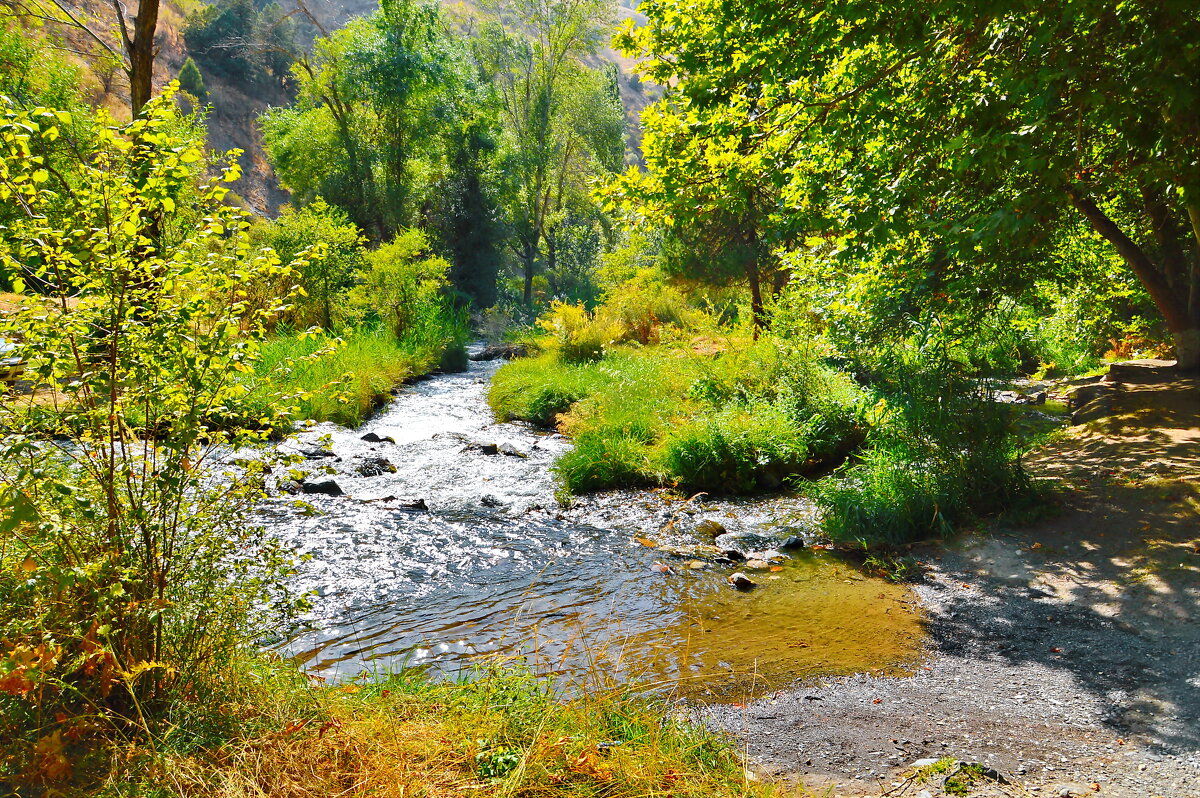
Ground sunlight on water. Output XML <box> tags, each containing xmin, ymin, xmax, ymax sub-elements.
<box><xmin>259</xmin><ymin>352</ymin><xmax>925</xmax><ymax>698</ymax></box>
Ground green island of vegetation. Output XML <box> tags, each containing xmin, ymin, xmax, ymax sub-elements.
<box><xmin>1</xmin><ymin>0</ymin><xmax>1198</xmax><ymax>794</ymax></box>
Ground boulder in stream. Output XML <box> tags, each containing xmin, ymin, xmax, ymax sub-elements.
<box><xmin>779</xmin><ymin>534</ymin><xmax>807</xmax><ymax>551</ymax></box>
<box><xmin>498</xmin><ymin>442</ymin><xmax>528</xmax><ymax>458</ymax></box>
<box><xmin>361</xmin><ymin>432</ymin><xmax>396</xmax><ymax>444</ymax></box>
<box><xmin>470</xmin><ymin>342</ymin><xmax>529</xmax><ymax>361</ymax></box>
<box><xmin>301</xmin><ymin>478</ymin><xmax>344</xmax><ymax>497</ymax></box>
<box><xmin>296</xmin><ymin>445</ymin><xmax>334</xmax><ymax>460</ymax></box>
<box><xmin>727</xmin><ymin>572</ymin><xmax>756</xmax><ymax>590</ymax></box>
<box><xmin>695</xmin><ymin>519</ymin><xmax>727</xmax><ymax>537</ymax></box>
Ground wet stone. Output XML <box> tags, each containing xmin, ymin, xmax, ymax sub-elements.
<box><xmin>301</xmin><ymin>478</ymin><xmax>344</xmax><ymax>497</ymax></box>
<box><xmin>728</xmin><ymin>572</ymin><xmax>757</xmax><ymax>590</ymax></box>
<box><xmin>695</xmin><ymin>519</ymin><xmax>727</xmax><ymax>537</ymax></box>
<box><xmin>297</xmin><ymin>445</ymin><xmax>335</xmax><ymax>459</ymax></box>
<box><xmin>360</xmin><ymin>431</ymin><xmax>396</xmax><ymax>444</ymax></box>
<box><xmin>498</xmin><ymin>442</ymin><xmax>528</xmax><ymax>458</ymax></box>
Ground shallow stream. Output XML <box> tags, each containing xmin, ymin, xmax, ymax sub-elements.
<box><xmin>259</xmin><ymin>352</ymin><xmax>924</xmax><ymax>698</ymax></box>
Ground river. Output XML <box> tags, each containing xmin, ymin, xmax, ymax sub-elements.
<box><xmin>257</xmin><ymin>351</ymin><xmax>924</xmax><ymax>699</ymax></box>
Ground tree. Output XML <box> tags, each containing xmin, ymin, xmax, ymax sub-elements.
<box><xmin>263</xmin><ymin>199</ymin><xmax>366</xmax><ymax>329</ymax></box>
<box><xmin>617</xmin><ymin>0</ymin><xmax>1200</xmax><ymax>368</ymax></box>
<box><xmin>6</xmin><ymin>0</ymin><xmax>162</xmax><ymax>115</ymax></box>
<box><xmin>262</xmin><ymin>0</ymin><xmax>451</xmax><ymax>239</ymax></box>
<box><xmin>177</xmin><ymin>56</ymin><xmax>207</xmax><ymax>101</ymax></box>
<box><xmin>478</xmin><ymin>0</ymin><xmax>616</xmax><ymax>306</ymax></box>
<box><xmin>0</xmin><ymin>89</ymin><xmax>304</xmax><ymax>718</ymax></box>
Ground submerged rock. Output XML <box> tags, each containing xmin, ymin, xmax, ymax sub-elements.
<box><xmin>355</xmin><ymin>456</ymin><xmax>397</xmax><ymax>477</ymax></box>
<box><xmin>359</xmin><ymin>495</ymin><xmax>428</xmax><ymax>511</ymax></box>
<box><xmin>301</xmin><ymin>478</ymin><xmax>344</xmax><ymax>497</ymax></box>
<box><xmin>695</xmin><ymin>519</ymin><xmax>727</xmax><ymax>537</ymax></box>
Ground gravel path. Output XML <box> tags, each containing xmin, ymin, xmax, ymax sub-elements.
<box><xmin>708</xmin><ymin>377</ymin><xmax>1200</xmax><ymax>798</ymax></box>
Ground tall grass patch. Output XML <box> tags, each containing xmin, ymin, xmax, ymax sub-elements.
<box><xmin>153</xmin><ymin>661</ymin><xmax>772</xmax><ymax>798</ymax></box>
<box><xmin>813</xmin><ymin>337</ymin><xmax>1031</xmax><ymax>546</ymax></box>
<box><xmin>491</xmin><ymin>339</ymin><xmax>864</xmax><ymax>495</ymax></box>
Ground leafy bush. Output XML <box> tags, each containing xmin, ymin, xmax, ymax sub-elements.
<box><xmin>538</xmin><ymin>301</ymin><xmax>623</xmax><ymax>362</ymax></box>
<box><xmin>254</xmin><ymin>199</ymin><xmax>367</xmax><ymax>330</ymax></box>
<box><xmin>351</xmin><ymin>228</ymin><xmax>452</xmax><ymax>341</ymax></box>
<box><xmin>0</xmin><ymin>91</ymin><xmax>305</xmax><ymax>762</ymax></box>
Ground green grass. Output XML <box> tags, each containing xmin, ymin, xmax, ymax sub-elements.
<box><xmin>246</xmin><ymin>323</ymin><xmax>463</xmax><ymax>428</ymax></box>
<box><xmin>490</xmin><ymin>339</ymin><xmax>864</xmax><ymax>496</ymax></box>
<box><xmin>811</xmin><ymin>379</ymin><xmax>1032</xmax><ymax>546</ymax></box>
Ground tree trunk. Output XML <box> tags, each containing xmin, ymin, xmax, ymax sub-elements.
<box><xmin>127</xmin><ymin>0</ymin><xmax>160</xmax><ymax>116</ymax></box>
<box><xmin>747</xmin><ymin>261</ymin><xmax>765</xmax><ymax>339</ymax></box>
<box><xmin>522</xmin><ymin>241</ymin><xmax>537</xmax><ymax>306</ymax></box>
<box><xmin>1173</xmin><ymin>329</ymin><xmax>1200</xmax><ymax>371</ymax></box>
<box><xmin>1067</xmin><ymin>187</ymin><xmax>1199</xmax><ymax>371</ymax></box>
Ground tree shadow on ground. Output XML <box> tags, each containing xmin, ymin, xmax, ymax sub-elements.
<box><xmin>926</xmin><ymin>415</ymin><xmax>1200</xmax><ymax>754</ymax></box>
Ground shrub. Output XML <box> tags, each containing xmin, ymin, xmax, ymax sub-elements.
<box><xmin>254</xmin><ymin>199</ymin><xmax>367</xmax><ymax>330</ymax></box>
<box><xmin>0</xmin><ymin>91</ymin><xmax>305</xmax><ymax>755</ymax></box>
<box><xmin>351</xmin><ymin>228</ymin><xmax>452</xmax><ymax>340</ymax></box>
<box><xmin>538</xmin><ymin>301</ymin><xmax>623</xmax><ymax>362</ymax></box>
<box><xmin>178</xmin><ymin>56</ymin><xmax>207</xmax><ymax>101</ymax></box>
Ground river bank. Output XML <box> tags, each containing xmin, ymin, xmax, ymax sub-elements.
<box><xmin>711</xmin><ymin>370</ymin><xmax>1200</xmax><ymax>797</ymax></box>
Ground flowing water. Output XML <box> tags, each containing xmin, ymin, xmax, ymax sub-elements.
<box><xmin>259</xmin><ymin>352</ymin><xmax>924</xmax><ymax>698</ymax></box>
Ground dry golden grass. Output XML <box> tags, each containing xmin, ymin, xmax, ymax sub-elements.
<box><xmin>142</xmin><ymin>665</ymin><xmax>793</xmax><ymax>798</ymax></box>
